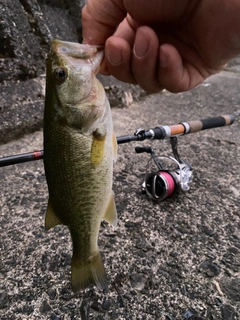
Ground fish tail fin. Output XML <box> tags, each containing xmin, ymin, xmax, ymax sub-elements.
<box><xmin>71</xmin><ymin>250</ymin><xmax>108</xmax><ymax>293</ymax></box>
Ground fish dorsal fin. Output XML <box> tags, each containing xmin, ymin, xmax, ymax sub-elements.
<box><xmin>45</xmin><ymin>199</ymin><xmax>63</xmax><ymax>231</ymax></box>
<box><xmin>112</xmin><ymin>132</ymin><xmax>118</xmax><ymax>163</ymax></box>
<box><xmin>103</xmin><ymin>193</ymin><xmax>118</xmax><ymax>227</ymax></box>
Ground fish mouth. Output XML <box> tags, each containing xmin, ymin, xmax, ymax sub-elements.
<box><xmin>51</xmin><ymin>39</ymin><xmax>104</xmax><ymax>74</ymax></box>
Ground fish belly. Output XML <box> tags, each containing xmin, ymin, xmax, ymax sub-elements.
<box><xmin>44</xmin><ymin>123</ymin><xmax>112</xmax><ymax>291</ymax></box>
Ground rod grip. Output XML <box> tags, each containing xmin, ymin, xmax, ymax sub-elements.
<box><xmin>187</xmin><ymin>115</ymin><xmax>234</xmax><ymax>133</ymax></box>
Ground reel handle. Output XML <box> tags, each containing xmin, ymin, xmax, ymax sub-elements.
<box><xmin>135</xmin><ymin>146</ymin><xmax>153</xmax><ymax>154</ymax></box>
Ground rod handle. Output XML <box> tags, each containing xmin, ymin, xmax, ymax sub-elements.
<box><xmin>186</xmin><ymin>114</ymin><xmax>234</xmax><ymax>133</ymax></box>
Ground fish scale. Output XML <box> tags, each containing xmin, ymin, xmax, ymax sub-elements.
<box><xmin>43</xmin><ymin>40</ymin><xmax>118</xmax><ymax>292</ymax></box>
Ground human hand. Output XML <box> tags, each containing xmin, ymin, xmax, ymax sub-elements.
<box><xmin>82</xmin><ymin>0</ymin><xmax>240</xmax><ymax>93</ymax></box>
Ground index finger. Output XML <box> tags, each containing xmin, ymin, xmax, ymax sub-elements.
<box><xmin>82</xmin><ymin>0</ymin><xmax>127</xmax><ymax>45</ymax></box>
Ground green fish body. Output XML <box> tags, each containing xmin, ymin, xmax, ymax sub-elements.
<box><xmin>43</xmin><ymin>40</ymin><xmax>118</xmax><ymax>292</ymax></box>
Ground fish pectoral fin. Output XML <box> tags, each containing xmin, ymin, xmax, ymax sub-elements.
<box><xmin>71</xmin><ymin>250</ymin><xmax>108</xmax><ymax>292</ymax></box>
<box><xmin>45</xmin><ymin>199</ymin><xmax>63</xmax><ymax>231</ymax></box>
<box><xmin>112</xmin><ymin>132</ymin><xmax>118</xmax><ymax>163</ymax></box>
<box><xmin>103</xmin><ymin>193</ymin><xmax>118</xmax><ymax>227</ymax></box>
<box><xmin>91</xmin><ymin>133</ymin><xmax>106</xmax><ymax>168</ymax></box>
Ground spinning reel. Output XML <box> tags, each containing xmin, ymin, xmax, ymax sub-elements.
<box><xmin>135</xmin><ymin>137</ymin><xmax>193</xmax><ymax>201</ymax></box>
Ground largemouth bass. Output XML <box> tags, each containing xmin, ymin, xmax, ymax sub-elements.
<box><xmin>43</xmin><ymin>40</ymin><xmax>118</xmax><ymax>292</ymax></box>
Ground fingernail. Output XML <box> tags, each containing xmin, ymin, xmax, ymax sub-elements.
<box><xmin>134</xmin><ymin>31</ymin><xmax>150</xmax><ymax>58</ymax></box>
<box><xmin>107</xmin><ymin>43</ymin><xmax>123</xmax><ymax>66</ymax></box>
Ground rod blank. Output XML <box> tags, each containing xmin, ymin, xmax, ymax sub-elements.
<box><xmin>0</xmin><ymin>115</ymin><xmax>234</xmax><ymax>167</ymax></box>
<box><xmin>0</xmin><ymin>150</ymin><xmax>43</xmax><ymax>167</ymax></box>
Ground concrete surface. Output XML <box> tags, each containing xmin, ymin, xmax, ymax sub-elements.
<box><xmin>0</xmin><ymin>70</ymin><xmax>240</xmax><ymax>319</ymax></box>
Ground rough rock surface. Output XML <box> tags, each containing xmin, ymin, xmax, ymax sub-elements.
<box><xmin>0</xmin><ymin>0</ymin><xmax>85</xmax><ymax>144</ymax></box>
<box><xmin>0</xmin><ymin>71</ymin><xmax>240</xmax><ymax>319</ymax></box>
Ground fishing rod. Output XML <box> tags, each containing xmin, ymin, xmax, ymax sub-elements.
<box><xmin>0</xmin><ymin>114</ymin><xmax>234</xmax><ymax>169</ymax></box>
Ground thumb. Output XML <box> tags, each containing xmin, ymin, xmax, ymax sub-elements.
<box><xmin>82</xmin><ymin>0</ymin><xmax>127</xmax><ymax>45</ymax></box>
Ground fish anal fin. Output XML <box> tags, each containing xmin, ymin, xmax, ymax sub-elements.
<box><xmin>71</xmin><ymin>250</ymin><xmax>108</xmax><ymax>293</ymax></box>
<box><xmin>45</xmin><ymin>199</ymin><xmax>62</xmax><ymax>231</ymax></box>
<box><xmin>103</xmin><ymin>193</ymin><xmax>118</xmax><ymax>227</ymax></box>
<box><xmin>112</xmin><ymin>132</ymin><xmax>118</xmax><ymax>162</ymax></box>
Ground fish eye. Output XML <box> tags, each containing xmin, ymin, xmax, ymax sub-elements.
<box><xmin>55</xmin><ymin>67</ymin><xmax>67</xmax><ymax>83</ymax></box>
